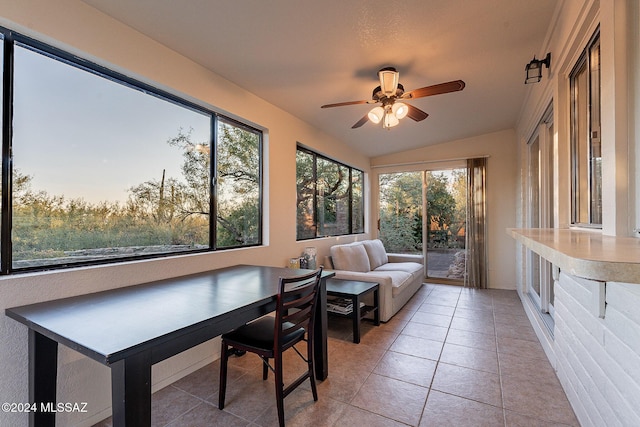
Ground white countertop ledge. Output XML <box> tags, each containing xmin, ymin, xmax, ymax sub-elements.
<box><xmin>508</xmin><ymin>228</ymin><xmax>640</xmax><ymax>283</ymax></box>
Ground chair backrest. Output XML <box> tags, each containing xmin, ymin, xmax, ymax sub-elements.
<box><xmin>275</xmin><ymin>268</ymin><xmax>323</xmax><ymax>347</ymax></box>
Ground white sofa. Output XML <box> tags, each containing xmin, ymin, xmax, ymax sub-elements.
<box><xmin>325</xmin><ymin>239</ymin><xmax>424</xmax><ymax>322</ymax></box>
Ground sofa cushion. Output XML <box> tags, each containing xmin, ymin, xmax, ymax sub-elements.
<box><xmin>378</xmin><ymin>270</ymin><xmax>413</xmax><ymax>297</ymax></box>
<box><xmin>363</xmin><ymin>239</ymin><xmax>389</xmax><ymax>270</ymax></box>
<box><xmin>330</xmin><ymin>243</ymin><xmax>371</xmax><ymax>272</ymax></box>
<box><xmin>374</xmin><ymin>262</ymin><xmax>423</xmax><ymax>276</ymax></box>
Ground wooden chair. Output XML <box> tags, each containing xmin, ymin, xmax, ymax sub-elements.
<box><xmin>218</xmin><ymin>268</ymin><xmax>323</xmax><ymax>426</ymax></box>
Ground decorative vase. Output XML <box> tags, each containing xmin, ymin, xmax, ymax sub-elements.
<box><xmin>304</xmin><ymin>247</ymin><xmax>317</xmax><ymax>270</ymax></box>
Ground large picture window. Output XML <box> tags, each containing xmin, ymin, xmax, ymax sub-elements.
<box><xmin>1</xmin><ymin>28</ymin><xmax>262</xmax><ymax>273</ymax></box>
<box><xmin>296</xmin><ymin>146</ymin><xmax>364</xmax><ymax>240</ymax></box>
<box><xmin>570</xmin><ymin>29</ymin><xmax>601</xmax><ymax>227</ymax></box>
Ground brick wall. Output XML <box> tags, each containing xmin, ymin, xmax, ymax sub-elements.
<box><xmin>554</xmin><ymin>272</ymin><xmax>640</xmax><ymax>426</ymax></box>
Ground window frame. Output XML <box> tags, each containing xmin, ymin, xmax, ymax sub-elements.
<box><xmin>0</xmin><ymin>26</ymin><xmax>263</xmax><ymax>274</ymax></box>
<box><xmin>296</xmin><ymin>145</ymin><xmax>364</xmax><ymax>240</ymax></box>
<box><xmin>569</xmin><ymin>28</ymin><xmax>602</xmax><ymax>228</ymax></box>
<box><xmin>526</xmin><ymin>104</ymin><xmax>556</xmax><ymax>333</ymax></box>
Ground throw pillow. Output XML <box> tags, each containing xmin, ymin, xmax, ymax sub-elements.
<box><xmin>330</xmin><ymin>243</ymin><xmax>371</xmax><ymax>272</ymax></box>
<box><xmin>363</xmin><ymin>239</ymin><xmax>389</xmax><ymax>270</ymax></box>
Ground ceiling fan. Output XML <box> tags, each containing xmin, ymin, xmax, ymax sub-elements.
<box><xmin>321</xmin><ymin>67</ymin><xmax>465</xmax><ymax>129</ymax></box>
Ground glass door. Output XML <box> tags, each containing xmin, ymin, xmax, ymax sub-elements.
<box><xmin>378</xmin><ymin>168</ymin><xmax>467</xmax><ymax>284</ymax></box>
<box><xmin>424</xmin><ymin>169</ymin><xmax>467</xmax><ymax>282</ymax></box>
<box><xmin>378</xmin><ymin>172</ymin><xmax>423</xmax><ymax>255</ymax></box>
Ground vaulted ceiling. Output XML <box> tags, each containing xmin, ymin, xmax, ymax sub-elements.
<box><xmin>81</xmin><ymin>0</ymin><xmax>558</xmax><ymax>157</ymax></box>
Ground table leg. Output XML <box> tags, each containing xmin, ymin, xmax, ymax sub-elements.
<box><xmin>313</xmin><ymin>278</ymin><xmax>328</xmax><ymax>380</ymax></box>
<box><xmin>29</xmin><ymin>330</ymin><xmax>57</xmax><ymax>427</ymax></box>
<box><xmin>352</xmin><ymin>295</ymin><xmax>361</xmax><ymax>344</ymax></box>
<box><xmin>111</xmin><ymin>351</ymin><xmax>152</xmax><ymax>427</ymax></box>
<box><xmin>373</xmin><ymin>287</ymin><xmax>380</xmax><ymax>326</ymax></box>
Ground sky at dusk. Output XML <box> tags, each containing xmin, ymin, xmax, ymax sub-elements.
<box><xmin>11</xmin><ymin>43</ymin><xmax>211</xmax><ymax>204</ymax></box>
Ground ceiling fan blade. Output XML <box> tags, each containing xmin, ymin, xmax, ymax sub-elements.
<box><xmin>406</xmin><ymin>104</ymin><xmax>429</xmax><ymax>122</ymax></box>
<box><xmin>321</xmin><ymin>100</ymin><xmax>370</xmax><ymax>108</ymax></box>
<box><xmin>351</xmin><ymin>114</ymin><xmax>370</xmax><ymax>128</ymax></box>
<box><xmin>402</xmin><ymin>80</ymin><xmax>465</xmax><ymax>100</ymax></box>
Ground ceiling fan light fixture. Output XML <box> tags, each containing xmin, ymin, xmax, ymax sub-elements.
<box><xmin>392</xmin><ymin>102</ymin><xmax>409</xmax><ymax>119</ymax></box>
<box><xmin>383</xmin><ymin>112</ymin><xmax>399</xmax><ymax>129</ymax></box>
<box><xmin>368</xmin><ymin>106</ymin><xmax>385</xmax><ymax>124</ymax></box>
<box><xmin>378</xmin><ymin>67</ymin><xmax>399</xmax><ymax>97</ymax></box>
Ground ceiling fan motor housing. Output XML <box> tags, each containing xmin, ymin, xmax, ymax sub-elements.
<box><xmin>372</xmin><ymin>83</ymin><xmax>405</xmax><ymax>103</ymax></box>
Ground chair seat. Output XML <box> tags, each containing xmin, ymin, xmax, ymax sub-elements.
<box><xmin>222</xmin><ymin>317</ymin><xmax>305</xmax><ymax>351</ymax></box>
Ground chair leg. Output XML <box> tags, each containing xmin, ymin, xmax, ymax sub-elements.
<box><xmin>261</xmin><ymin>356</ymin><xmax>269</xmax><ymax>380</ymax></box>
<box><xmin>218</xmin><ymin>341</ymin><xmax>229</xmax><ymax>410</ymax></box>
<box><xmin>308</xmin><ymin>342</ymin><xmax>318</xmax><ymax>401</ymax></box>
<box><xmin>274</xmin><ymin>352</ymin><xmax>285</xmax><ymax>427</ymax></box>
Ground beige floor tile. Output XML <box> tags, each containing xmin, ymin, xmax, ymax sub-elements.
<box><xmin>328</xmin><ymin>340</ymin><xmax>386</xmax><ymax>371</ymax></box>
<box><xmin>420</xmin><ymin>390</ymin><xmax>505</xmax><ymax>427</ymax></box>
<box><xmin>171</xmin><ymin>360</ymin><xmax>243</xmax><ymax>401</ymax></box>
<box><xmin>497</xmin><ymin>336</ymin><xmax>547</xmax><ymax>360</ymax></box>
<box><xmin>432</xmin><ymin>363</ymin><xmax>503</xmax><ymax>407</ymax></box>
<box><xmin>219</xmin><ymin>371</ymin><xmax>278</xmax><ymax>422</ymax></box>
<box><xmin>401</xmin><ymin>321</ymin><xmax>449</xmax><ymax>342</ymax></box>
<box><xmin>453</xmin><ymin>306</ymin><xmax>496</xmax><ymax>321</ymax></box>
<box><xmin>459</xmin><ymin>289</ymin><xmax>495</xmax><ymax>302</ymax></box>
<box><xmin>334</xmin><ymin>405</ymin><xmax>408</xmax><ymax>427</ymax></box>
<box><xmin>418</xmin><ymin>302</ymin><xmax>456</xmax><ymax>316</ymax></box>
<box><xmin>254</xmin><ymin>389</ymin><xmax>347</xmax><ymax>427</ymax></box>
<box><xmin>151</xmin><ymin>385</ymin><xmax>203</xmax><ymax>426</ymax></box>
<box><xmin>498</xmin><ymin>352</ymin><xmax>558</xmax><ymax>385</ymax></box>
<box><xmin>315</xmin><ymin>361</ymin><xmax>371</xmax><ymax>403</ymax></box>
<box><xmin>504</xmin><ymin>409</ymin><xmax>576</xmax><ymax>427</ymax></box>
<box><xmin>501</xmin><ymin>375</ymin><xmax>579</xmax><ymax>426</ymax></box>
<box><xmin>351</xmin><ymin>373</ymin><xmax>429</xmax><ymax>425</ymax></box>
<box><xmin>373</xmin><ymin>350</ymin><xmax>437</xmax><ymax>387</ymax></box>
<box><xmin>495</xmin><ymin>321</ymin><xmax>539</xmax><ymax>342</ymax></box>
<box><xmin>493</xmin><ymin>311</ymin><xmax>532</xmax><ymax>326</ymax></box>
<box><xmin>456</xmin><ymin>299</ymin><xmax>494</xmax><ymax>311</ymax></box>
<box><xmin>439</xmin><ymin>342</ymin><xmax>499</xmax><ymax>374</ymax></box>
<box><xmin>168</xmin><ymin>401</ymin><xmax>250</xmax><ymax>426</ymax></box>
<box><xmin>390</xmin><ymin>334</ymin><xmax>444</xmax><ymax>361</ymax></box>
<box><xmin>450</xmin><ymin>316</ymin><xmax>496</xmax><ymax>335</ymax></box>
<box><xmin>355</xmin><ymin>325</ymin><xmax>399</xmax><ymax>349</ymax></box>
<box><xmin>425</xmin><ymin>295</ymin><xmax>460</xmax><ymax>307</ymax></box>
<box><xmin>410</xmin><ymin>310</ymin><xmax>453</xmax><ymax>327</ymax></box>
<box><xmin>445</xmin><ymin>328</ymin><xmax>497</xmax><ymax>352</ymax></box>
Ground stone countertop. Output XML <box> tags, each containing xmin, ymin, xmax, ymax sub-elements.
<box><xmin>508</xmin><ymin>228</ymin><xmax>640</xmax><ymax>283</ymax></box>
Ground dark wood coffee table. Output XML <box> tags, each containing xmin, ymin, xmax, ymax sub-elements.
<box><xmin>326</xmin><ymin>278</ymin><xmax>380</xmax><ymax>343</ymax></box>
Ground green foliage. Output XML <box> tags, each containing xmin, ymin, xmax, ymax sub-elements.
<box><xmin>11</xmin><ymin>124</ymin><xmax>260</xmax><ymax>264</ymax></box>
<box><xmin>379</xmin><ymin>169</ymin><xmax>467</xmax><ymax>254</ymax></box>
<box><xmin>379</xmin><ymin>172</ymin><xmax>423</xmax><ymax>253</ymax></box>
<box><xmin>296</xmin><ymin>149</ymin><xmax>361</xmax><ymax>239</ymax></box>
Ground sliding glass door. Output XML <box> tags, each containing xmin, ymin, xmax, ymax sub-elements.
<box><xmin>378</xmin><ymin>172</ymin><xmax>423</xmax><ymax>255</ymax></box>
<box><xmin>378</xmin><ymin>168</ymin><xmax>467</xmax><ymax>283</ymax></box>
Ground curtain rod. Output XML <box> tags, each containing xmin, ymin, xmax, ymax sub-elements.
<box><xmin>371</xmin><ymin>155</ymin><xmax>490</xmax><ymax>169</ymax></box>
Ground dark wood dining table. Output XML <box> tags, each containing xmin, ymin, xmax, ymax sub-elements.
<box><xmin>5</xmin><ymin>264</ymin><xmax>334</xmax><ymax>427</ymax></box>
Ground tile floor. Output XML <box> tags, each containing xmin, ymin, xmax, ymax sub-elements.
<box><xmin>93</xmin><ymin>283</ymin><xmax>579</xmax><ymax>426</ymax></box>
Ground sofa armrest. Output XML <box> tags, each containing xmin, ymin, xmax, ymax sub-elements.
<box><xmin>387</xmin><ymin>253</ymin><xmax>424</xmax><ymax>264</ymax></box>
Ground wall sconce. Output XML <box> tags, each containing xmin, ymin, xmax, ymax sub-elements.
<box><xmin>525</xmin><ymin>53</ymin><xmax>551</xmax><ymax>84</ymax></box>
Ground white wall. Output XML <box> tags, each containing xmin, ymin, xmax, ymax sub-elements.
<box><xmin>0</xmin><ymin>1</ymin><xmax>370</xmax><ymax>426</ymax></box>
<box><xmin>555</xmin><ymin>273</ymin><xmax>640</xmax><ymax>426</ymax></box>
<box><xmin>370</xmin><ymin>129</ymin><xmax>519</xmax><ymax>290</ymax></box>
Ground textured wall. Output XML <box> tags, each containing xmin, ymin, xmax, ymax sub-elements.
<box><xmin>555</xmin><ymin>273</ymin><xmax>640</xmax><ymax>426</ymax></box>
